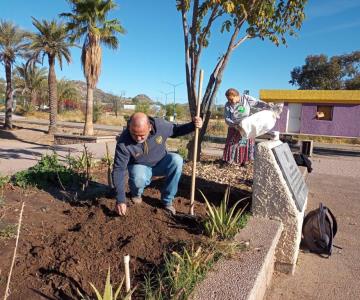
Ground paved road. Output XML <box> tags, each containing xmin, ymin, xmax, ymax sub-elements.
<box><xmin>3</xmin><ymin>116</ymin><xmax>360</xmax><ymax>155</ymax></box>
<box><xmin>265</xmin><ymin>153</ymin><xmax>360</xmax><ymax>300</ymax></box>
<box><xmin>0</xmin><ymin>113</ymin><xmax>122</xmax><ymax>132</ymax></box>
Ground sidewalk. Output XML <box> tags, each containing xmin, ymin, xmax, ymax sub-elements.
<box><xmin>265</xmin><ymin>153</ymin><xmax>360</xmax><ymax>299</ymax></box>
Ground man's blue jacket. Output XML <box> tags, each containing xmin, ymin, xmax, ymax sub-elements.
<box><xmin>112</xmin><ymin>117</ymin><xmax>195</xmax><ymax>203</ymax></box>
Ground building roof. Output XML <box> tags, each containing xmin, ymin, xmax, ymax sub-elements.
<box><xmin>260</xmin><ymin>90</ymin><xmax>360</xmax><ymax>104</ymax></box>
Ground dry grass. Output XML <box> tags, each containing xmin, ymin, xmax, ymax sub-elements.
<box><xmin>294</xmin><ymin>134</ymin><xmax>360</xmax><ymax>145</ymax></box>
<box><xmin>23</xmin><ymin>111</ymin><xmax>49</xmax><ymax>120</ymax></box>
<box><xmin>206</xmin><ymin>119</ymin><xmax>227</xmax><ymax>137</ymax></box>
<box><xmin>58</xmin><ymin>110</ymin><xmax>84</xmax><ymax>122</ymax></box>
<box><xmin>96</xmin><ymin>114</ymin><xmax>126</xmax><ymax>127</ymax></box>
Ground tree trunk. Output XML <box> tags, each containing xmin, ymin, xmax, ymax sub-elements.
<box><xmin>30</xmin><ymin>90</ymin><xmax>37</xmax><ymax>107</ymax></box>
<box><xmin>48</xmin><ymin>56</ymin><xmax>58</xmax><ymax>134</ymax></box>
<box><xmin>84</xmin><ymin>84</ymin><xmax>94</xmax><ymax>135</ymax></box>
<box><xmin>4</xmin><ymin>61</ymin><xmax>12</xmax><ymax>130</ymax></box>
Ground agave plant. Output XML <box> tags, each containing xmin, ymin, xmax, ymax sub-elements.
<box><xmin>200</xmin><ymin>186</ymin><xmax>249</xmax><ymax>240</ymax></box>
<box><xmin>78</xmin><ymin>267</ymin><xmax>134</xmax><ymax>300</ymax></box>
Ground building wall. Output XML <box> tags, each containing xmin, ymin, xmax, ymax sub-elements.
<box><xmin>273</xmin><ymin>103</ymin><xmax>288</xmax><ymax>132</ymax></box>
<box><xmin>300</xmin><ymin>103</ymin><xmax>360</xmax><ymax>137</ymax></box>
<box><xmin>273</xmin><ymin>103</ymin><xmax>360</xmax><ymax>137</ymax></box>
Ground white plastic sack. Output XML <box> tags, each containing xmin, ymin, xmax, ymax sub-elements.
<box><xmin>239</xmin><ymin>110</ymin><xmax>277</xmax><ymax>139</ymax></box>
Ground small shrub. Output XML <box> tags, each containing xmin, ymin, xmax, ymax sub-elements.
<box><xmin>12</xmin><ymin>154</ymin><xmax>78</xmax><ymax>189</ymax></box>
<box><xmin>177</xmin><ymin>146</ymin><xmax>188</xmax><ymax>161</ymax></box>
<box><xmin>101</xmin><ymin>143</ymin><xmax>114</xmax><ymax>187</ymax></box>
<box><xmin>143</xmin><ymin>244</ymin><xmax>218</xmax><ymax>300</ymax></box>
<box><xmin>0</xmin><ymin>175</ymin><xmax>9</xmax><ymax>188</ymax></box>
<box><xmin>207</xmin><ymin>120</ymin><xmax>227</xmax><ymax>136</ymax></box>
<box><xmin>0</xmin><ymin>223</ymin><xmax>17</xmax><ymax>239</ymax></box>
<box><xmin>78</xmin><ymin>267</ymin><xmax>134</xmax><ymax>300</ymax></box>
<box><xmin>67</xmin><ymin>145</ymin><xmax>94</xmax><ymax>190</ymax></box>
<box><xmin>200</xmin><ymin>186</ymin><xmax>249</xmax><ymax>240</ymax></box>
<box><xmin>93</xmin><ymin>102</ymin><xmax>103</xmax><ymax>123</ymax></box>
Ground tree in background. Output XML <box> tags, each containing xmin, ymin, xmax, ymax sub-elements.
<box><xmin>164</xmin><ymin>103</ymin><xmax>189</xmax><ymax>120</ymax></box>
<box><xmin>290</xmin><ymin>51</ymin><xmax>360</xmax><ymax>90</ymax></box>
<box><xmin>110</xmin><ymin>90</ymin><xmax>125</xmax><ymax>117</ymax></box>
<box><xmin>60</xmin><ymin>0</ymin><xmax>125</xmax><ymax>135</ymax></box>
<box><xmin>0</xmin><ymin>21</ymin><xmax>29</xmax><ymax>129</ymax></box>
<box><xmin>30</xmin><ymin>18</ymin><xmax>73</xmax><ymax>133</ymax></box>
<box><xmin>14</xmin><ymin>62</ymin><xmax>47</xmax><ymax>107</ymax></box>
<box><xmin>177</xmin><ymin>0</ymin><xmax>307</xmax><ymax>155</ymax></box>
<box><xmin>57</xmin><ymin>78</ymin><xmax>81</xmax><ymax>112</ymax></box>
<box><xmin>135</xmin><ymin>101</ymin><xmax>150</xmax><ymax>114</ymax></box>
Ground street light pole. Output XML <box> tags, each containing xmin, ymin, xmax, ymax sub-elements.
<box><xmin>164</xmin><ymin>81</ymin><xmax>183</xmax><ymax>122</ymax></box>
<box><xmin>159</xmin><ymin>91</ymin><xmax>172</xmax><ymax>118</ymax></box>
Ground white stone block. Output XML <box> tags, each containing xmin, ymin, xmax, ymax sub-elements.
<box><xmin>252</xmin><ymin>140</ymin><xmax>307</xmax><ymax>274</ymax></box>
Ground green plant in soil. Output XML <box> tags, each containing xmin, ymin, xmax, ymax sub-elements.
<box><xmin>0</xmin><ymin>223</ymin><xmax>16</xmax><ymax>239</ymax></box>
<box><xmin>78</xmin><ymin>267</ymin><xmax>134</xmax><ymax>300</ymax></box>
<box><xmin>0</xmin><ymin>175</ymin><xmax>9</xmax><ymax>188</ymax></box>
<box><xmin>101</xmin><ymin>143</ymin><xmax>113</xmax><ymax>187</ymax></box>
<box><xmin>200</xmin><ymin>186</ymin><xmax>249</xmax><ymax>240</ymax></box>
<box><xmin>177</xmin><ymin>145</ymin><xmax>189</xmax><ymax>161</ymax></box>
<box><xmin>12</xmin><ymin>153</ymin><xmax>79</xmax><ymax>189</ymax></box>
<box><xmin>0</xmin><ymin>175</ymin><xmax>9</xmax><ymax>206</ymax></box>
<box><xmin>67</xmin><ymin>145</ymin><xmax>94</xmax><ymax>190</ymax></box>
<box><xmin>142</xmin><ymin>244</ymin><xmax>220</xmax><ymax>300</ymax></box>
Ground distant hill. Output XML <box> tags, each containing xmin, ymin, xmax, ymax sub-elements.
<box><xmin>70</xmin><ymin>80</ymin><xmax>125</xmax><ymax>103</ymax></box>
<box><xmin>70</xmin><ymin>80</ymin><xmax>155</xmax><ymax>105</ymax></box>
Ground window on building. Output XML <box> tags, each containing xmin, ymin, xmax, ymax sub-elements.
<box><xmin>316</xmin><ymin>105</ymin><xmax>333</xmax><ymax>121</ymax></box>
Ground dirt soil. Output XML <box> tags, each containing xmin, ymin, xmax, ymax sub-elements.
<box><xmin>0</xmin><ymin>160</ymin><xmax>252</xmax><ymax>300</ymax></box>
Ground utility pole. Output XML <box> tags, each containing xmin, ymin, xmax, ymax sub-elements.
<box><xmin>159</xmin><ymin>90</ymin><xmax>172</xmax><ymax>118</ymax></box>
<box><xmin>164</xmin><ymin>81</ymin><xmax>183</xmax><ymax>122</ymax></box>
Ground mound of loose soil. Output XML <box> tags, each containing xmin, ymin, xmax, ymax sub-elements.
<box><xmin>0</xmin><ymin>159</ymin><xmax>252</xmax><ymax>299</ymax></box>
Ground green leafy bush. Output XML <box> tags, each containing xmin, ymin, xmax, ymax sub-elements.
<box><xmin>143</xmin><ymin>244</ymin><xmax>217</xmax><ymax>300</ymax></box>
<box><xmin>12</xmin><ymin>154</ymin><xmax>78</xmax><ymax>189</ymax></box>
<box><xmin>200</xmin><ymin>187</ymin><xmax>249</xmax><ymax>240</ymax></box>
<box><xmin>177</xmin><ymin>146</ymin><xmax>188</xmax><ymax>161</ymax></box>
<box><xmin>0</xmin><ymin>175</ymin><xmax>9</xmax><ymax>188</ymax></box>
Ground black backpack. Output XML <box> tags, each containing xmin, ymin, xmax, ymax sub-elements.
<box><xmin>293</xmin><ymin>153</ymin><xmax>313</xmax><ymax>173</ymax></box>
<box><xmin>302</xmin><ymin>203</ymin><xmax>338</xmax><ymax>257</ymax></box>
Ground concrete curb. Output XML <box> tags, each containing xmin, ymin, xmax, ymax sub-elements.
<box><xmin>191</xmin><ymin>217</ymin><xmax>283</xmax><ymax>300</ymax></box>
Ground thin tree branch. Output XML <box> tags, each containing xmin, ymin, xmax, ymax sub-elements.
<box><xmin>232</xmin><ymin>34</ymin><xmax>250</xmax><ymax>50</ymax></box>
<box><xmin>190</xmin><ymin>0</ymin><xmax>200</xmax><ymax>107</ymax></box>
<box><xmin>4</xmin><ymin>202</ymin><xmax>25</xmax><ymax>300</ymax></box>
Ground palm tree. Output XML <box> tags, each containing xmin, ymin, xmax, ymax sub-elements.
<box><xmin>60</xmin><ymin>0</ymin><xmax>125</xmax><ymax>135</ymax></box>
<box><xmin>30</xmin><ymin>18</ymin><xmax>72</xmax><ymax>134</ymax></box>
<box><xmin>14</xmin><ymin>62</ymin><xmax>47</xmax><ymax>107</ymax></box>
<box><xmin>0</xmin><ymin>20</ymin><xmax>28</xmax><ymax>129</ymax></box>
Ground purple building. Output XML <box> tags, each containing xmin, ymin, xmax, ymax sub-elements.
<box><xmin>260</xmin><ymin>90</ymin><xmax>360</xmax><ymax>138</ymax></box>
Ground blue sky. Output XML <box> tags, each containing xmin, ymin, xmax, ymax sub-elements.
<box><xmin>1</xmin><ymin>0</ymin><xmax>360</xmax><ymax>105</ymax></box>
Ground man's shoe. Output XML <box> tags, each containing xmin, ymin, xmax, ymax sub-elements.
<box><xmin>164</xmin><ymin>204</ymin><xmax>176</xmax><ymax>215</ymax></box>
<box><xmin>131</xmin><ymin>196</ymin><xmax>142</xmax><ymax>204</ymax></box>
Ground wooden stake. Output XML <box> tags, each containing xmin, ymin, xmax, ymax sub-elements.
<box><xmin>4</xmin><ymin>202</ymin><xmax>25</xmax><ymax>300</ymax></box>
<box><xmin>190</xmin><ymin>69</ymin><xmax>204</xmax><ymax>216</ymax></box>
<box><xmin>123</xmin><ymin>254</ymin><xmax>131</xmax><ymax>299</ymax></box>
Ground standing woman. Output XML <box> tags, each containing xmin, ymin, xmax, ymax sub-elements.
<box><xmin>222</xmin><ymin>88</ymin><xmax>269</xmax><ymax>165</ymax></box>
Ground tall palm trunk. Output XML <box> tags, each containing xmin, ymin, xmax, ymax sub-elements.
<box><xmin>4</xmin><ymin>61</ymin><xmax>12</xmax><ymax>130</ymax></box>
<box><xmin>48</xmin><ymin>55</ymin><xmax>58</xmax><ymax>134</ymax></box>
<box><xmin>84</xmin><ymin>84</ymin><xmax>94</xmax><ymax>135</ymax></box>
<box><xmin>30</xmin><ymin>90</ymin><xmax>37</xmax><ymax>106</ymax></box>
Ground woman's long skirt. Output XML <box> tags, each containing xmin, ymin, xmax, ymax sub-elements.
<box><xmin>222</xmin><ymin>126</ymin><xmax>255</xmax><ymax>165</ymax></box>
